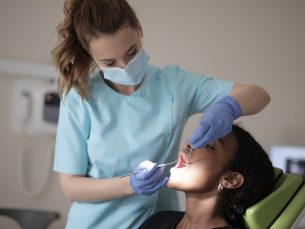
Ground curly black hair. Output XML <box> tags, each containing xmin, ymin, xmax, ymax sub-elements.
<box><xmin>220</xmin><ymin>125</ymin><xmax>274</xmax><ymax>229</ymax></box>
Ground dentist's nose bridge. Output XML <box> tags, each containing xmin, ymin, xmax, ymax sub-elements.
<box><xmin>116</xmin><ymin>60</ymin><xmax>127</xmax><ymax>69</ymax></box>
<box><xmin>115</xmin><ymin>56</ymin><xmax>133</xmax><ymax>69</ymax></box>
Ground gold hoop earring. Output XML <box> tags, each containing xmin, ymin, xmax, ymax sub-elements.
<box><xmin>217</xmin><ymin>183</ymin><xmax>223</xmax><ymax>192</ymax></box>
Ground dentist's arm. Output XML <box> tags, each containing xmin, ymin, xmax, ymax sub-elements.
<box><xmin>189</xmin><ymin>83</ymin><xmax>270</xmax><ymax>149</ymax></box>
<box><xmin>229</xmin><ymin>83</ymin><xmax>270</xmax><ymax>115</ymax></box>
<box><xmin>59</xmin><ymin>160</ymin><xmax>167</xmax><ymax>202</ymax></box>
<box><xmin>59</xmin><ymin>174</ymin><xmax>134</xmax><ymax>202</ymax></box>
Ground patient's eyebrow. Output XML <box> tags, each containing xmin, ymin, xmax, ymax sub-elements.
<box><xmin>219</xmin><ymin>138</ymin><xmax>225</xmax><ymax>146</ymax></box>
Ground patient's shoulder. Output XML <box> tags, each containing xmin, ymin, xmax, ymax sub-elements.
<box><xmin>139</xmin><ymin>211</ymin><xmax>184</xmax><ymax>229</ymax></box>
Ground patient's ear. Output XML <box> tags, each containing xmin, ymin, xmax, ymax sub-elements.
<box><xmin>220</xmin><ymin>171</ymin><xmax>244</xmax><ymax>189</ymax></box>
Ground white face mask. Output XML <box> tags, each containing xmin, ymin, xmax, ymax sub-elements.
<box><xmin>102</xmin><ymin>49</ymin><xmax>150</xmax><ymax>85</ymax></box>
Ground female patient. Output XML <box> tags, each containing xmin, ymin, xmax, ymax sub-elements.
<box><xmin>140</xmin><ymin>125</ymin><xmax>274</xmax><ymax>229</ymax></box>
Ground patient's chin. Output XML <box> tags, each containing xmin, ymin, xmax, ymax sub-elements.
<box><xmin>167</xmin><ymin>174</ymin><xmax>186</xmax><ymax>190</ymax></box>
<box><xmin>167</xmin><ymin>178</ymin><xmax>194</xmax><ymax>192</ymax></box>
<box><xmin>167</xmin><ymin>174</ymin><xmax>178</xmax><ymax>188</ymax></box>
<box><xmin>167</xmin><ymin>178</ymin><xmax>179</xmax><ymax>189</ymax></box>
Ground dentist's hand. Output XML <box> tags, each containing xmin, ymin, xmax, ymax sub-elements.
<box><xmin>130</xmin><ymin>160</ymin><xmax>168</xmax><ymax>196</ymax></box>
<box><xmin>189</xmin><ymin>95</ymin><xmax>242</xmax><ymax>149</ymax></box>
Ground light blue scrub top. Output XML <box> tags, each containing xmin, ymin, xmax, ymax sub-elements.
<box><xmin>53</xmin><ymin>65</ymin><xmax>233</xmax><ymax>229</ymax></box>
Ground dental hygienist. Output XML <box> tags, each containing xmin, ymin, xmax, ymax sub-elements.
<box><xmin>52</xmin><ymin>0</ymin><xmax>270</xmax><ymax>228</ymax></box>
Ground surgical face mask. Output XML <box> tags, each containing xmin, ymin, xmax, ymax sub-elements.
<box><xmin>102</xmin><ymin>49</ymin><xmax>150</xmax><ymax>85</ymax></box>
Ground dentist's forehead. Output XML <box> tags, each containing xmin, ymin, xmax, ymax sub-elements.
<box><xmin>89</xmin><ymin>26</ymin><xmax>140</xmax><ymax>59</ymax></box>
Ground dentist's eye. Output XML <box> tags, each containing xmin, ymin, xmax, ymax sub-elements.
<box><xmin>128</xmin><ymin>49</ymin><xmax>137</xmax><ymax>57</ymax></box>
<box><xmin>105</xmin><ymin>62</ymin><xmax>115</xmax><ymax>67</ymax></box>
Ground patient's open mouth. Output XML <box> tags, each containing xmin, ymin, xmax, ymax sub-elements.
<box><xmin>175</xmin><ymin>151</ymin><xmax>188</xmax><ymax>168</ymax></box>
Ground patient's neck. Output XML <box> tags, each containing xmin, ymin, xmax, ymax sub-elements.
<box><xmin>176</xmin><ymin>192</ymin><xmax>229</xmax><ymax>229</ymax></box>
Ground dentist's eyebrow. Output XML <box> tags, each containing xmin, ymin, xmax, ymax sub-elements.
<box><xmin>125</xmin><ymin>43</ymin><xmax>137</xmax><ymax>54</ymax></box>
<box><xmin>99</xmin><ymin>43</ymin><xmax>137</xmax><ymax>62</ymax></box>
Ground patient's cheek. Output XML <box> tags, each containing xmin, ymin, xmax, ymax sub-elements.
<box><xmin>167</xmin><ymin>176</ymin><xmax>185</xmax><ymax>190</ymax></box>
<box><xmin>167</xmin><ymin>167</ymin><xmax>185</xmax><ymax>189</ymax></box>
<box><xmin>168</xmin><ymin>166</ymin><xmax>216</xmax><ymax>192</ymax></box>
<box><xmin>168</xmin><ymin>167</ymin><xmax>198</xmax><ymax>190</ymax></box>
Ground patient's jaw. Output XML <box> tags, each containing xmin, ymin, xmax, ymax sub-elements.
<box><xmin>168</xmin><ymin>133</ymin><xmax>238</xmax><ymax>193</ymax></box>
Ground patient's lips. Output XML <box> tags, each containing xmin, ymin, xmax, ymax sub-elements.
<box><xmin>175</xmin><ymin>151</ymin><xmax>188</xmax><ymax>168</ymax></box>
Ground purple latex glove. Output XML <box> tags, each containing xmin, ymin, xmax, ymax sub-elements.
<box><xmin>189</xmin><ymin>95</ymin><xmax>242</xmax><ymax>149</ymax></box>
<box><xmin>130</xmin><ymin>160</ymin><xmax>168</xmax><ymax>196</ymax></box>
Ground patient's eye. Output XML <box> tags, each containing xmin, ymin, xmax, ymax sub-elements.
<box><xmin>206</xmin><ymin>144</ymin><xmax>215</xmax><ymax>150</ymax></box>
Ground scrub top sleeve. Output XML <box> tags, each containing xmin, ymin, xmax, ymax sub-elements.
<box><xmin>53</xmin><ymin>89</ymin><xmax>90</xmax><ymax>175</ymax></box>
<box><xmin>189</xmin><ymin>76</ymin><xmax>234</xmax><ymax>115</ymax></box>
<box><xmin>162</xmin><ymin>65</ymin><xmax>233</xmax><ymax>116</ymax></box>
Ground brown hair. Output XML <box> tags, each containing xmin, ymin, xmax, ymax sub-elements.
<box><xmin>52</xmin><ymin>0</ymin><xmax>139</xmax><ymax>99</ymax></box>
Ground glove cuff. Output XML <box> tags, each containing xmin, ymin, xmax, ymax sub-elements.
<box><xmin>218</xmin><ymin>95</ymin><xmax>242</xmax><ymax>119</ymax></box>
<box><xmin>129</xmin><ymin>176</ymin><xmax>139</xmax><ymax>194</ymax></box>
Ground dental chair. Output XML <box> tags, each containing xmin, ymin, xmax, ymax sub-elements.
<box><xmin>0</xmin><ymin>208</ymin><xmax>60</xmax><ymax>229</ymax></box>
<box><xmin>244</xmin><ymin>167</ymin><xmax>305</xmax><ymax>229</ymax></box>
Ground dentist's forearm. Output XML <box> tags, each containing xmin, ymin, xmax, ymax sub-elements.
<box><xmin>59</xmin><ymin>173</ymin><xmax>134</xmax><ymax>202</ymax></box>
<box><xmin>230</xmin><ymin>83</ymin><xmax>270</xmax><ymax>116</ymax></box>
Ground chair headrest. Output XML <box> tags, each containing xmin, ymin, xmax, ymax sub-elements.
<box><xmin>244</xmin><ymin>167</ymin><xmax>305</xmax><ymax>229</ymax></box>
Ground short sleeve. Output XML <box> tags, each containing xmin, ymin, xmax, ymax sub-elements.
<box><xmin>53</xmin><ymin>89</ymin><xmax>90</xmax><ymax>175</ymax></box>
<box><xmin>162</xmin><ymin>65</ymin><xmax>234</xmax><ymax>116</ymax></box>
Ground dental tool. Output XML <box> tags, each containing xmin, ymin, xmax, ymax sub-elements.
<box><xmin>186</xmin><ymin>147</ymin><xmax>193</xmax><ymax>166</ymax></box>
<box><xmin>119</xmin><ymin>160</ymin><xmax>177</xmax><ymax>178</ymax></box>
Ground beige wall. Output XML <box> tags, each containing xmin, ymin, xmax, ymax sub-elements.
<box><xmin>0</xmin><ymin>1</ymin><xmax>304</xmax><ymax>228</ymax></box>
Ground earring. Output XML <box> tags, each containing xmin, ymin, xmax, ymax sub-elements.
<box><xmin>217</xmin><ymin>183</ymin><xmax>223</xmax><ymax>192</ymax></box>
